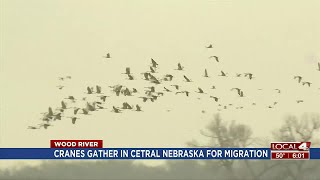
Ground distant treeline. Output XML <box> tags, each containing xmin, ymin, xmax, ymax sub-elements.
<box><xmin>1</xmin><ymin>113</ymin><xmax>320</xmax><ymax>180</ymax></box>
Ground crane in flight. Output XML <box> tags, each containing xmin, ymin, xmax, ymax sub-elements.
<box><xmin>67</xmin><ymin>117</ymin><xmax>79</xmax><ymax>124</ymax></box>
<box><xmin>151</xmin><ymin>58</ymin><xmax>159</xmax><ymax>68</ymax></box>
<box><xmin>136</xmin><ymin>105</ymin><xmax>142</xmax><ymax>112</ymax></box>
<box><xmin>219</xmin><ymin>71</ymin><xmax>227</xmax><ymax>77</ymax></box>
<box><xmin>127</xmin><ymin>74</ymin><xmax>134</xmax><ymax>80</ymax></box>
<box><xmin>196</xmin><ymin>87</ymin><xmax>206</xmax><ymax>94</ymax></box>
<box><xmin>170</xmin><ymin>85</ymin><xmax>179</xmax><ymax>90</ymax></box>
<box><xmin>57</xmin><ymin>101</ymin><xmax>71</xmax><ymax>111</ymax></box>
<box><xmin>81</xmin><ymin>108</ymin><xmax>90</xmax><ymax>115</ymax></box>
<box><xmin>296</xmin><ymin>100</ymin><xmax>304</xmax><ymax>103</ymax></box>
<box><xmin>183</xmin><ymin>75</ymin><xmax>192</xmax><ymax>82</ymax></box>
<box><xmin>65</xmin><ymin>96</ymin><xmax>76</xmax><ymax>102</ymax></box>
<box><xmin>86</xmin><ymin>87</ymin><xmax>93</xmax><ymax>94</ymax></box>
<box><xmin>103</xmin><ymin>53</ymin><xmax>111</xmax><ymax>58</ymax></box>
<box><xmin>209</xmin><ymin>56</ymin><xmax>219</xmax><ymax>62</ymax></box>
<box><xmin>57</xmin><ymin>85</ymin><xmax>64</xmax><ymax>90</ymax></box>
<box><xmin>239</xmin><ymin>91</ymin><xmax>245</xmax><ymax>97</ymax></box>
<box><xmin>302</xmin><ymin>82</ymin><xmax>312</xmax><ymax>87</ymax></box>
<box><xmin>175</xmin><ymin>63</ymin><xmax>184</xmax><ymax>71</ymax></box>
<box><xmin>112</xmin><ymin>106</ymin><xmax>121</xmax><ymax>113</ymax></box>
<box><xmin>294</xmin><ymin>76</ymin><xmax>302</xmax><ymax>83</ymax></box>
<box><xmin>204</xmin><ymin>69</ymin><xmax>209</xmax><ymax>77</ymax></box>
<box><xmin>164</xmin><ymin>87</ymin><xmax>172</xmax><ymax>92</ymax></box>
<box><xmin>244</xmin><ymin>73</ymin><xmax>254</xmax><ymax>80</ymax></box>
<box><xmin>28</xmin><ymin>126</ymin><xmax>39</xmax><ymax>130</ymax></box>
<box><xmin>231</xmin><ymin>88</ymin><xmax>241</xmax><ymax>95</ymax></box>
<box><xmin>123</xmin><ymin>67</ymin><xmax>131</xmax><ymax>75</ymax></box>
<box><xmin>96</xmin><ymin>85</ymin><xmax>102</xmax><ymax>94</ymax></box>
<box><xmin>98</xmin><ymin>95</ymin><xmax>108</xmax><ymax>102</ymax></box>
<box><xmin>210</xmin><ymin>96</ymin><xmax>219</xmax><ymax>102</ymax></box>
<box><xmin>39</xmin><ymin>123</ymin><xmax>52</xmax><ymax>129</ymax></box>
<box><xmin>150</xmin><ymin>67</ymin><xmax>156</xmax><ymax>73</ymax></box>
<box><xmin>74</xmin><ymin>108</ymin><xmax>80</xmax><ymax>115</ymax></box>
<box><xmin>164</xmin><ymin>74</ymin><xmax>173</xmax><ymax>81</ymax></box>
<box><xmin>275</xmin><ymin>89</ymin><xmax>281</xmax><ymax>93</ymax></box>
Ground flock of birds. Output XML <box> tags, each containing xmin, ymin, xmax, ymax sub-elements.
<box><xmin>28</xmin><ymin>44</ymin><xmax>320</xmax><ymax>130</ymax></box>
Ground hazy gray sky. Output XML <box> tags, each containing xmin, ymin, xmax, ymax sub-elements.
<box><xmin>1</xmin><ymin>0</ymin><xmax>320</xmax><ymax>169</ymax></box>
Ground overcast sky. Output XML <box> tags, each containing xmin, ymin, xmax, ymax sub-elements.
<box><xmin>1</xmin><ymin>0</ymin><xmax>320</xmax><ymax>170</ymax></box>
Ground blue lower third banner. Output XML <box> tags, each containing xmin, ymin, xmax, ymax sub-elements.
<box><xmin>0</xmin><ymin>148</ymin><xmax>320</xmax><ymax>160</ymax></box>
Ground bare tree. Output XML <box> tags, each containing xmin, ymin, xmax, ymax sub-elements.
<box><xmin>187</xmin><ymin>114</ymin><xmax>254</xmax><ymax>179</ymax></box>
<box><xmin>271</xmin><ymin>113</ymin><xmax>320</xmax><ymax>180</ymax></box>
<box><xmin>187</xmin><ymin>113</ymin><xmax>320</xmax><ymax>180</ymax></box>
<box><xmin>273</xmin><ymin>113</ymin><xmax>320</xmax><ymax>142</ymax></box>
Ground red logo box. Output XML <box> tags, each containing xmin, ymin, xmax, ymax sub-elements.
<box><xmin>50</xmin><ymin>140</ymin><xmax>103</xmax><ymax>148</ymax></box>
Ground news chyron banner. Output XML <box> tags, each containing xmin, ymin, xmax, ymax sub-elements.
<box><xmin>0</xmin><ymin>140</ymin><xmax>320</xmax><ymax>160</ymax></box>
